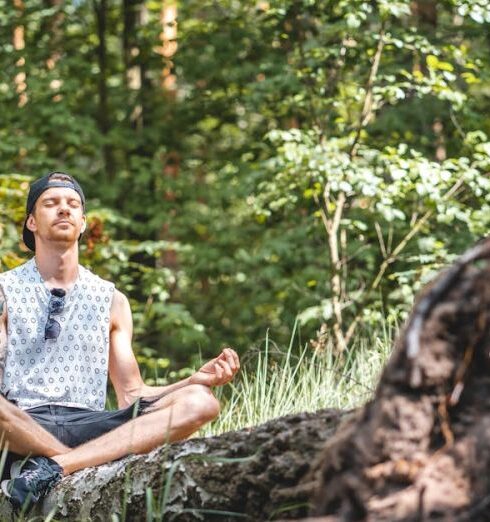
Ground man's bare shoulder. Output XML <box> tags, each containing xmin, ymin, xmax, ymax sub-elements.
<box><xmin>110</xmin><ymin>289</ymin><xmax>132</xmax><ymax>328</ymax></box>
<box><xmin>111</xmin><ymin>289</ymin><xmax>130</xmax><ymax>309</ymax></box>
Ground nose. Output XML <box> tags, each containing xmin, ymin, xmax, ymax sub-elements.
<box><xmin>57</xmin><ymin>201</ymin><xmax>71</xmax><ymax>215</ymax></box>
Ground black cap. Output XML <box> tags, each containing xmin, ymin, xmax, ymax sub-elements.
<box><xmin>23</xmin><ymin>172</ymin><xmax>86</xmax><ymax>252</ymax></box>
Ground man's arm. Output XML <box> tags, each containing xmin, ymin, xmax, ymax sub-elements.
<box><xmin>108</xmin><ymin>289</ymin><xmax>240</xmax><ymax>409</ymax></box>
<box><xmin>108</xmin><ymin>289</ymin><xmax>176</xmax><ymax>408</ymax></box>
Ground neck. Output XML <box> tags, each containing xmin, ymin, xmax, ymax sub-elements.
<box><xmin>34</xmin><ymin>244</ymin><xmax>79</xmax><ymax>289</ymax></box>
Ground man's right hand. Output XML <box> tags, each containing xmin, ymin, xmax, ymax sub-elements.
<box><xmin>189</xmin><ymin>348</ymin><xmax>240</xmax><ymax>387</ymax></box>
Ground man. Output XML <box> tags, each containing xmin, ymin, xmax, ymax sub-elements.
<box><xmin>0</xmin><ymin>171</ymin><xmax>240</xmax><ymax>510</ymax></box>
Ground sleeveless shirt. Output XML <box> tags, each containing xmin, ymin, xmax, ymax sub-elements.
<box><xmin>0</xmin><ymin>258</ymin><xmax>114</xmax><ymax>411</ymax></box>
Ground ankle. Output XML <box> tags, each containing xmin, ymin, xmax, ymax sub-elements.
<box><xmin>50</xmin><ymin>456</ymin><xmax>67</xmax><ymax>476</ymax></box>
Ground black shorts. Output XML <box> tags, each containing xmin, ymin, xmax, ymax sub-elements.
<box><xmin>1</xmin><ymin>394</ymin><xmax>165</xmax><ymax>480</ymax></box>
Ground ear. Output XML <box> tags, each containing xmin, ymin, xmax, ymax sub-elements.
<box><xmin>26</xmin><ymin>214</ymin><xmax>37</xmax><ymax>233</ymax></box>
<box><xmin>80</xmin><ymin>216</ymin><xmax>87</xmax><ymax>233</ymax></box>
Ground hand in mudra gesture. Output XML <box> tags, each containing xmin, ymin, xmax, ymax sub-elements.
<box><xmin>190</xmin><ymin>347</ymin><xmax>240</xmax><ymax>387</ymax></box>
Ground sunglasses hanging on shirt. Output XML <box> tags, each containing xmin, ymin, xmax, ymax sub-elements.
<box><xmin>45</xmin><ymin>288</ymin><xmax>66</xmax><ymax>341</ymax></box>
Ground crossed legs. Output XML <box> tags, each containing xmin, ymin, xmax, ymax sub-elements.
<box><xmin>0</xmin><ymin>384</ymin><xmax>220</xmax><ymax>476</ymax></box>
<box><xmin>0</xmin><ymin>397</ymin><xmax>69</xmax><ymax>457</ymax></box>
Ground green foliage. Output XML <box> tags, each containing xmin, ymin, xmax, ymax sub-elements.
<box><xmin>258</xmin><ymin>130</ymin><xmax>490</xmax><ymax>325</ymax></box>
<box><xmin>1</xmin><ymin>0</ymin><xmax>490</xmax><ymax>364</ymax></box>
<box><xmin>0</xmin><ymin>174</ymin><xmax>29</xmax><ymax>271</ymax></box>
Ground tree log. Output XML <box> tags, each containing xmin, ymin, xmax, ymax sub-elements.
<box><xmin>0</xmin><ymin>408</ymin><xmax>347</xmax><ymax>521</ymax></box>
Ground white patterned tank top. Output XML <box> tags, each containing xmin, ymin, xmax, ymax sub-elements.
<box><xmin>0</xmin><ymin>258</ymin><xmax>114</xmax><ymax>410</ymax></box>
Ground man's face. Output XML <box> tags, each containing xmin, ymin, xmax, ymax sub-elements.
<box><xmin>26</xmin><ymin>187</ymin><xmax>86</xmax><ymax>249</ymax></box>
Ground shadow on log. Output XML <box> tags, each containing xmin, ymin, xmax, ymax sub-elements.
<box><xmin>302</xmin><ymin>238</ymin><xmax>490</xmax><ymax>521</ymax></box>
<box><xmin>0</xmin><ymin>409</ymin><xmax>346</xmax><ymax>521</ymax></box>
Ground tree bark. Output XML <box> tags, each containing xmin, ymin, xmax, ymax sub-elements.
<box><xmin>0</xmin><ymin>409</ymin><xmax>346</xmax><ymax>521</ymax></box>
<box><xmin>304</xmin><ymin>238</ymin><xmax>490</xmax><ymax>521</ymax></box>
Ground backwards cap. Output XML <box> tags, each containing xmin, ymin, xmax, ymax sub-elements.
<box><xmin>22</xmin><ymin>172</ymin><xmax>86</xmax><ymax>252</ymax></box>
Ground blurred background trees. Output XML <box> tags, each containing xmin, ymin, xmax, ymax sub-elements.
<box><xmin>1</xmin><ymin>0</ymin><xmax>490</xmax><ymax>369</ymax></box>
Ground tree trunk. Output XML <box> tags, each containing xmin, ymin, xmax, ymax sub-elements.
<box><xmin>0</xmin><ymin>409</ymin><xmax>346</xmax><ymax>521</ymax></box>
<box><xmin>44</xmin><ymin>0</ymin><xmax>64</xmax><ymax>77</ymax></box>
<box><xmin>304</xmin><ymin>238</ymin><xmax>490</xmax><ymax>521</ymax></box>
<box><xmin>93</xmin><ymin>0</ymin><xmax>115</xmax><ymax>179</ymax></box>
<box><xmin>122</xmin><ymin>0</ymin><xmax>138</xmax><ymax>74</ymax></box>
<box><xmin>156</xmin><ymin>2</ymin><xmax>180</xmax><ymax>270</ymax></box>
<box><xmin>123</xmin><ymin>0</ymin><xmax>143</xmax><ymax>128</ymax></box>
<box><xmin>158</xmin><ymin>1</ymin><xmax>178</xmax><ymax>95</ymax></box>
<box><xmin>12</xmin><ymin>0</ymin><xmax>27</xmax><ymax>109</ymax></box>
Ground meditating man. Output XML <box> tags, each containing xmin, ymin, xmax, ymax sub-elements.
<box><xmin>0</xmin><ymin>171</ymin><xmax>240</xmax><ymax>509</ymax></box>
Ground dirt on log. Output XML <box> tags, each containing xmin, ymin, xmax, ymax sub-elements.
<box><xmin>303</xmin><ymin>239</ymin><xmax>490</xmax><ymax>521</ymax></box>
<box><xmin>0</xmin><ymin>408</ymin><xmax>346</xmax><ymax>521</ymax></box>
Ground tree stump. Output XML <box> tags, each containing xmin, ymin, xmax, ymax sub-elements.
<box><xmin>305</xmin><ymin>238</ymin><xmax>490</xmax><ymax>521</ymax></box>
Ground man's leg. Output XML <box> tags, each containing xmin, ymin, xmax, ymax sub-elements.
<box><xmin>0</xmin><ymin>396</ymin><xmax>70</xmax><ymax>457</ymax></box>
<box><xmin>53</xmin><ymin>384</ymin><xmax>220</xmax><ymax>475</ymax></box>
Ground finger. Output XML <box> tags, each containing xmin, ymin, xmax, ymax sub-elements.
<box><xmin>214</xmin><ymin>362</ymin><xmax>223</xmax><ymax>381</ymax></box>
<box><xmin>228</xmin><ymin>348</ymin><xmax>240</xmax><ymax>370</ymax></box>
<box><xmin>223</xmin><ymin>349</ymin><xmax>237</xmax><ymax>371</ymax></box>
<box><xmin>214</xmin><ymin>362</ymin><xmax>232</xmax><ymax>384</ymax></box>
<box><xmin>216</xmin><ymin>351</ymin><xmax>227</xmax><ymax>362</ymax></box>
<box><xmin>217</xmin><ymin>359</ymin><xmax>233</xmax><ymax>380</ymax></box>
<box><xmin>224</xmin><ymin>347</ymin><xmax>240</xmax><ymax>371</ymax></box>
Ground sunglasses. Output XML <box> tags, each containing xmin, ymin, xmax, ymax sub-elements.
<box><xmin>45</xmin><ymin>288</ymin><xmax>66</xmax><ymax>341</ymax></box>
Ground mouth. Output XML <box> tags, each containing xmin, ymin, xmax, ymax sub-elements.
<box><xmin>53</xmin><ymin>220</ymin><xmax>72</xmax><ymax>226</ymax></box>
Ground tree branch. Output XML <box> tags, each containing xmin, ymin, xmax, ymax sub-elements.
<box><xmin>349</xmin><ymin>24</ymin><xmax>386</xmax><ymax>158</ymax></box>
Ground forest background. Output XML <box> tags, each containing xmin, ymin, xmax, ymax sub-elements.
<box><xmin>1</xmin><ymin>0</ymin><xmax>490</xmax><ymax>385</ymax></box>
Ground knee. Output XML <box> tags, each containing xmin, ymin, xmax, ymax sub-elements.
<box><xmin>182</xmin><ymin>385</ymin><xmax>220</xmax><ymax>425</ymax></box>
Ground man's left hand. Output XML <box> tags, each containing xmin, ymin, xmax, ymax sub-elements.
<box><xmin>189</xmin><ymin>347</ymin><xmax>240</xmax><ymax>387</ymax></box>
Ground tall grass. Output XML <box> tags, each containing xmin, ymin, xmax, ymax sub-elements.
<box><xmin>203</xmin><ymin>325</ymin><xmax>394</xmax><ymax>437</ymax></box>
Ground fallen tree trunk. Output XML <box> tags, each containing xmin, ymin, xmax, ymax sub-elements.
<box><xmin>0</xmin><ymin>408</ymin><xmax>347</xmax><ymax>521</ymax></box>
<box><xmin>303</xmin><ymin>238</ymin><xmax>490</xmax><ymax>521</ymax></box>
